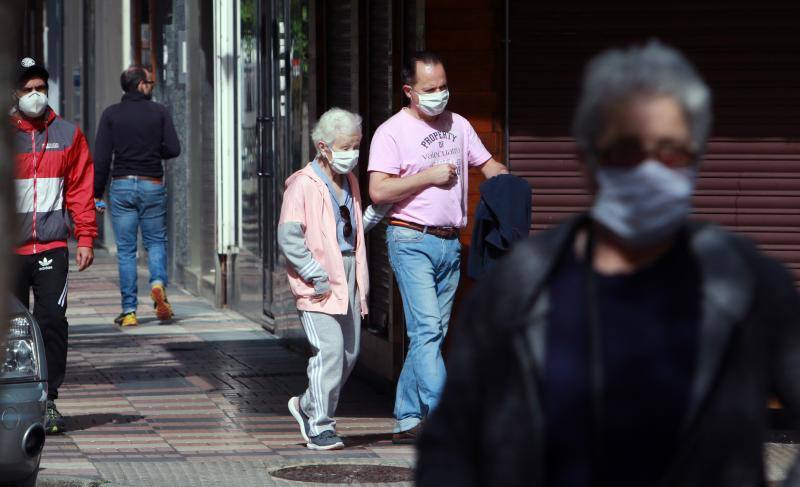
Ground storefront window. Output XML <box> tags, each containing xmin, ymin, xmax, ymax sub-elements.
<box><xmin>289</xmin><ymin>0</ymin><xmax>311</xmax><ymax>169</ymax></box>
<box><xmin>231</xmin><ymin>0</ymin><xmax>265</xmax><ymax>319</ymax></box>
<box><xmin>239</xmin><ymin>0</ymin><xmax>260</xmax><ymax>254</ymax></box>
<box><xmin>230</xmin><ymin>0</ymin><xmax>312</xmax><ymax>328</ymax></box>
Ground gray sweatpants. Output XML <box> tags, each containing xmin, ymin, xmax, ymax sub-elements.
<box><xmin>299</xmin><ymin>254</ymin><xmax>361</xmax><ymax>436</ymax></box>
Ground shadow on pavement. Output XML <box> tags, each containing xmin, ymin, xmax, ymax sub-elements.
<box><xmin>65</xmin><ymin>333</ymin><xmax>395</xmax><ymax>419</ymax></box>
<box><xmin>342</xmin><ymin>432</ymin><xmax>394</xmax><ymax>448</ymax></box>
<box><xmin>64</xmin><ymin>413</ymin><xmax>146</xmax><ymax>432</ymax></box>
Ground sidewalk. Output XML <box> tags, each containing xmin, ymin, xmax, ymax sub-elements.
<box><xmin>38</xmin><ymin>248</ymin><xmax>413</xmax><ymax>486</ymax></box>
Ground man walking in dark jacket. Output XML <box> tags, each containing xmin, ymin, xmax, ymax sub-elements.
<box><xmin>417</xmin><ymin>41</ymin><xmax>800</xmax><ymax>486</ymax></box>
<box><xmin>94</xmin><ymin>65</ymin><xmax>181</xmax><ymax>327</ymax></box>
<box><xmin>11</xmin><ymin>57</ymin><xmax>97</xmax><ymax>434</ymax></box>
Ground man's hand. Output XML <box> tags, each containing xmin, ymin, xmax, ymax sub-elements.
<box><xmin>76</xmin><ymin>246</ymin><xmax>94</xmax><ymax>271</ymax></box>
<box><xmin>426</xmin><ymin>163</ymin><xmax>458</xmax><ymax>186</ymax></box>
<box><xmin>94</xmin><ymin>198</ymin><xmax>106</xmax><ymax>214</ymax></box>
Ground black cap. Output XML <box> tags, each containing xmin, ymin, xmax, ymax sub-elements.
<box><xmin>17</xmin><ymin>57</ymin><xmax>49</xmax><ymax>89</ymax></box>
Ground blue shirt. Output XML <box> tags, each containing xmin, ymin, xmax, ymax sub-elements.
<box><xmin>543</xmin><ymin>234</ymin><xmax>699</xmax><ymax>486</ymax></box>
<box><xmin>311</xmin><ymin>160</ymin><xmax>356</xmax><ymax>252</ymax></box>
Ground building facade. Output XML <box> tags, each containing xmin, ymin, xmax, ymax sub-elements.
<box><xmin>24</xmin><ymin>0</ymin><xmax>800</xmax><ymax>383</ymax></box>
<box><xmin>26</xmin><ymin>0</ymin><xmax>426</xmax><ymax>382</ymax></box>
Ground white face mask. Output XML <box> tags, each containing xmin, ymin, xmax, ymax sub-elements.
<box><xmin>415</xmin><ymin>89</ymin><xmax>449</xmax><ymax>116</ymax></box>
<box><xmin>326</xmin><ymin>149</ymin><xmax>359</xmax><ymax>174</ymax></box>
<box><xmin>590</xmin><ymin>159</ymin><xmax>696</xmax><ymax>247</ymax></box>
<box><xmin>18</xmin><ymin>91</ymin><xmax>48</xmax><ymax>118</ymax></box>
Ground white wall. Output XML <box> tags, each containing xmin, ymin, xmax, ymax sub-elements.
<box><xmin>89</xmin><ymin>0</ymin><xmax>130</xmax><ymax>252</ymax></box>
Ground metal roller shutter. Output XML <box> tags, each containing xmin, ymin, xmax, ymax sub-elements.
<box><xmin>359</xmin><ymin>0</ymin><xmax>404</xmax><ymax>381</ymax></box>
<box><xmin>322</xmin><ymin>0</ymin><xmax>357</xmax><ymax>110</ymax></box>
<box><xmin>508</xmin><ymin>2</ymin><xmax>800</xmax><ymax>281</ymax></box>
<box><xmin>364</xmin><ymin>0</ymin><xmax>395</xmax><ymax>340</ymax></box>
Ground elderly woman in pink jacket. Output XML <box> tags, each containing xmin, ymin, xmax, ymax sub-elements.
<box><xmin>278</xmin><ymin>107</ymin><xmax>386</xmax><ymax>450</ymax></box>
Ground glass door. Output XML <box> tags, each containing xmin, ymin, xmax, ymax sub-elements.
<box><xmin>263</xmin><ymin>0</ymin><xmax>312</xmax><ymax>326</ymax></box>
<box><xmin>235</xmin><ymin>0</ymin><xmax>276</xmax><ymax>319</ymax></box>
<box><xmin>235</xmin><ymin>0</ymin><xmax>312</xmax><ymax>326</ymax></box>
<box><xmin>259</xmin><ymin>0</ymin><xmax>278</xmax><ymax>318</ymax></box>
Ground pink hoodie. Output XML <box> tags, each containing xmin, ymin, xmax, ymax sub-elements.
<box><xmin>278</xmin><ymin>164</ymin><xmax>369</xmax><ymax>316</ymax></box>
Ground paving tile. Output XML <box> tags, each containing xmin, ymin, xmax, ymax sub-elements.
<box><xmin>38</xmin><ymin>247</ymin><xmax>411</xmax><ymax>486</ymax></box>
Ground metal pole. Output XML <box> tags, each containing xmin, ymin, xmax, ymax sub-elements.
<box><xmin>504</xmin><ymin>0</ymin><xmax>510</xmax><ymax>170</ymax></box>
<box><xmin>0</xmin><ymin>1</ymin><xmax>25</xmax><ymax>368</ymax></box>
<box><xmin>46</xmin><ymin>0</ymin><xmax>64</xmax><ymax>115</ymax></box>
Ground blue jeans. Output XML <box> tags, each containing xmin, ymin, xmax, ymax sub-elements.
<box><xmin>109</xmin><ymin>178</ymin><xmax>168</xmax><ymax>313</ymax></box>
<box><xmin>387</xmin><ymin>225</ymin><xmax>461</xmax><ymax>433</ymax></box>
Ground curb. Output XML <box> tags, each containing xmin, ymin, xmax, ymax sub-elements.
<box><xmin>267</xmin><ymin>458</ymin><xmax>415</xmax><ymax>486</ymax></box>
<box><xmin>36</xmin><ymin>476</ymin><xmax>126</xmax><ymax>487</ymax></box>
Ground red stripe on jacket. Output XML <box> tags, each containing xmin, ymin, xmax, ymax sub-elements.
<box><xmin>12</xmin><ymin>108</ymin><xmax>98</xmax><ymax>255</ymax></box>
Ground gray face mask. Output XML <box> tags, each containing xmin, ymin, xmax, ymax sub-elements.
<box><xmin>590</xmin><ymin>159</ymin><xmax>696</xmax><ymax>247</ymax></box>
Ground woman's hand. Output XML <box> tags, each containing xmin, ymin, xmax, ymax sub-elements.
<box><xmin>311</xmin><ymin>276</ymin><xmax>331</xmax><ymax>301</ymax></box>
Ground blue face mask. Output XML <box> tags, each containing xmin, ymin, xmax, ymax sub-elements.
<box><xmin>590</xmin><ymin>159</ymin><xmax>696</xmax><ymax>247</ymax></box>
<box><xmin>416</xmin><ymin>89</ymin><xmax>449</xmax><ymax>116</ymax></box>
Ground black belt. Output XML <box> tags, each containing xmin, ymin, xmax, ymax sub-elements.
<box><xmin>388</xmin><ymin>219</ymin><xmax>460</xmax><ymax>239</ymax></box>
<box><xmin>113</xmin><ymin>175</ymin><xmax>163</xmax><ymax>184</ymax></box>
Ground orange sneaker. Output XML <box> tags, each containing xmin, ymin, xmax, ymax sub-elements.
<box><xmin>150</xmin><ymin>284</ymin><xmax>174</xmax><ymax>322</ymax></box>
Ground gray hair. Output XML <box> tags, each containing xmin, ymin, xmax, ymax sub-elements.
<box><xmin>573</xmin><ymin>40</ymin><xmax>712</xmax><ymax>165</ymax></box>
<box><xmin>311</xmin><ymin>107</ymin><xmax>362</xmax><ymax>153</ymax></box>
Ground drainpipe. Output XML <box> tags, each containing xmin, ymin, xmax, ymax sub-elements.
<box><xmin>213</xmin><ymin>0</ymin><xmax>238</xmax><ymax>307</ymax></box>
<box><xmin>121</xmin><ymin>0</ymin><xmax>131</xmax><ymax>68</ymax></box>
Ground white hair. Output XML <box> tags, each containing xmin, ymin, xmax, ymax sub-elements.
<box><xmin>573</xmin><ymin>40</ymin><xmax>712</xmax><ymax>165</ymax></box>
<box><xmin>311</xmin><ymin>107</ymin><xmax>363</xmax><ymax>154</ymax></box>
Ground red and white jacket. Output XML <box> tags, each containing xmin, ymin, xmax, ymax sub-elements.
<box><xmin>12</xmin><ymin>107</ymin><xmax>97</xmax><ymax>255</ymax></box>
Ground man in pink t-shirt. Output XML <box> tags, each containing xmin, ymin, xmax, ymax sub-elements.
<box><xmin>368</xmin><ymin>51</ymin><xmax>508</xmax><ymax>443</ymax></box>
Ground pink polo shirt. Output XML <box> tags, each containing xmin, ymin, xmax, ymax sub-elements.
<box><xmin>367</xmin><ymin>109</ymin><xmax>492</xmax><ymax>228</ymax></box>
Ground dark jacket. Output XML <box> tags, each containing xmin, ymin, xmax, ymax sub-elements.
<box><xmin>417</xmin><ymin>214</ymin><xmax>800</xmax><ymax>487</ymax></box>
<box><xmin>467</xmin><ymin>174</ymin><xmax>531</xmax><ymax>279</ymax></box>
<box><xmin>93</xmin><ymin>91</ymin><xmax>181</xmax><ymax>198</ymax></box>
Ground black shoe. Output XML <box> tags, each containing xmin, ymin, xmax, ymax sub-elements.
<box><xmin>45</xmin><ymin>400</ymin><xmax>65</xmax><ymax>435</ymax></box>
<box><xmin>392</xmin><ymin>422</ymin><xmax>423</xmax><ymax>444</ymax></box>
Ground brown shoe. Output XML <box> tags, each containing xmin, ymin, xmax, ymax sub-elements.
<box><xmin>392</xmin><ymin>422</ymin><xmax>423</xmax><ymax>444</ymax></box>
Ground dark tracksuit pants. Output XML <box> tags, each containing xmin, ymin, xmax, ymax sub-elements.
<box><xmin>13</xmin><ymin>247</ymin><xmax>70</xmax><ymax>400</ymax></box>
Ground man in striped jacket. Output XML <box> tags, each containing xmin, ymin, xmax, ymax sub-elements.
<box><xmin>11</xmin><ymin>58</ymin><xmax>97</xmax><ymax>435</ymax></box>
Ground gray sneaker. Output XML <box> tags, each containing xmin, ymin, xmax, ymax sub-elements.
<box><xmin>288</xmin><ymin>396</ymin><xmax>310</xmax><ymax>443</ymax></box>
<box><xmin>307</xmin><ymin>429</ymin><xmax>345</xmax><ymax>451</ymax></box>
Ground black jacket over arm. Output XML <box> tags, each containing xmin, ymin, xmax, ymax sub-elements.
<box><xmin>93</xmin><ymin>91</ymin><xmax>181</xmax><ymax>198</ymax></box>
<box><xmin>467</xmin><ymin>173</ymin><xmax>532</xmax><ymax>279</ymax></box>
<box><xmin>417</xmin><ymin>214</ymin><xmax>800</xmax><ymax>487</ymax></box>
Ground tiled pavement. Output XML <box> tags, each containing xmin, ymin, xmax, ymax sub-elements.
<box><xmin>37</xmin><ymin>248</ymin><xmax>413</xmax><ymax>486</ymax></box>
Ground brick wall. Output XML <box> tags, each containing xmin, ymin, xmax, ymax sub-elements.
<box><xmin>425</xmin><ymin>0</ymin><xmax>505</xmax><ymax>334</ymax></box>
